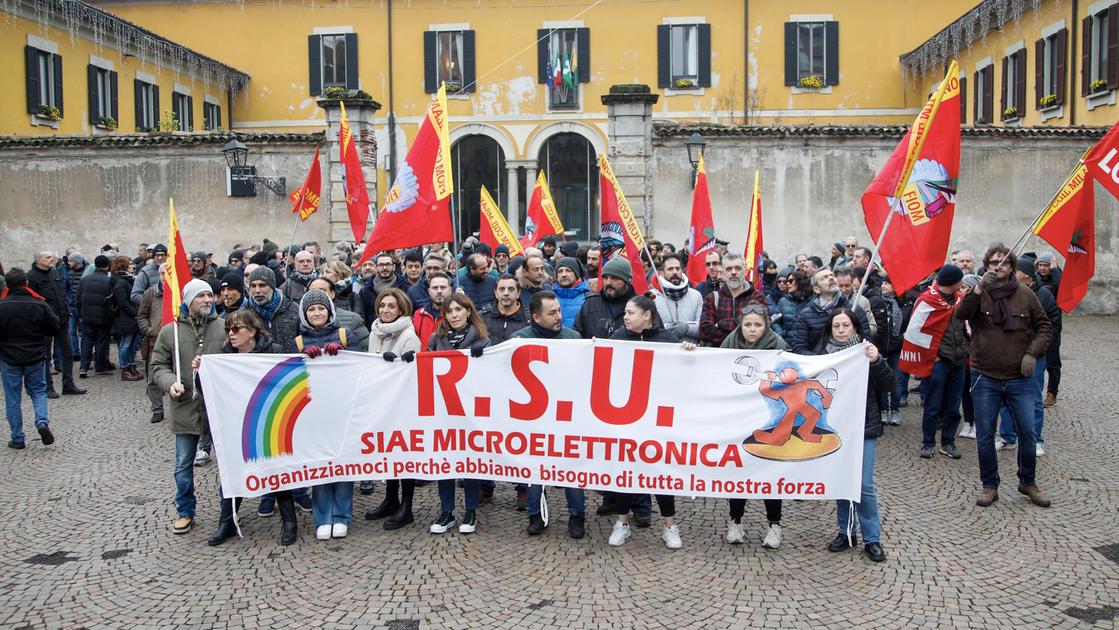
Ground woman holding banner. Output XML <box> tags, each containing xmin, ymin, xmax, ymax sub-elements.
<box><xmin>817</xmin><ymin>308</ymin><xmax>893</xmax><ymax>563</ymax></box>
<box><xmin>427</xmin><ymin>293</ymin><xmax>491</xmax><ymax>535</ymax></box>
<box><xmin>607</xmin><ymin>293</ymin><xmax>692</xmax><ymax>549</ymax></box>
<box><xmin>719</xmin><ymin>304</ymin><xmax>788</xmax><ymax>549</ymax></box>
<box><xmin>365</xmin><ymin>288</ymin><xmax>422</xmax><ymax>530</ymax></box>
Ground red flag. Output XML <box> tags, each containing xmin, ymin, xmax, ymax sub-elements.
<box><xmin>598</xmin><ymin>155</ymin><xmax>653</xmax><ymax>293</ymax></box>
<box><xmin>521</xmin><ymin>172</ymin><xmax>565</xmax><ymax>247</ymax></box>
<box><xmin>1032</xmin><ymin>161</ymin><xmax>1095</xmax><ymax>312</ymax></box>
<box><xmin>339</xmin><ymin>102</ymin><xmax>371</xmax><ymax>243</ymax></box>
<box><xmin>685</xmin><ymin>154</ymin><xmax>717</xmax><ymax>285</ymax></box>
<box><xmin>478</xmin><ymin>185</ymin><xmax>525</xmax><ymax>257</ymax></box>
<box><xmin>744</xmin><ymin>170</ymin><xmax>765</xmax><ymax>291</ymax></box>
<box><xmin>289</xmin><ymin>147</ymin><xmax>322</xmax><ymax>221</ymax></box>
<box><xmin>1085</xmin><ymin>121</ymin><xmax>1119</xmax><ymax>202</ymax></box>
<box><xmin>359</xmin><ymin>85</ymin><xmax>454</xmax><ymax>265</ymax></box>
<box><xmin>162</xmin><ymin>198</ymin><xmax>192</xmax><ymax>324</ymax></box>
<box><xmin>862</xmin><ymin>61</ymin><xmax>960</xmax><ymax>292</ymax></box>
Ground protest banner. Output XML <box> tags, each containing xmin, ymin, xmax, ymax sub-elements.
<box><xmin>200</xmin><ymin>340</ymin><xmax>870</xmax><ymax>501</ymax></box>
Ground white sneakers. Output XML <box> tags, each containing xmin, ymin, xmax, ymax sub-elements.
<box><xmin>193</xmin><ymin>449</ymin><xmax>210</xmax><ymax>466</ymax></box>
<box><xmin>608</xmin><ymin>521</ymin><xmax>630</xmax><ymax>546</ymax></box>
<box><xmin>662</xmin><ymin>525</ymin><xmax>683</xmax><ymax>549</ymax></box>
<box><xmin>726</xmin><ymin>521</ymin><xmax>746</xmax><ymax>544</ymax></box>
<box><xmin>332</xmin><ymin>523</ymin><xmax>348</xmax><ymax>538</ymax></box>
<box><xmin>762</xmin><ymin>523</ymin><xmax>782</xmax><ymax>549</ymax></box>
<box><xmin>959</xmin><ymin>423</ymin><xmax>976</xmax><ymax>439</ymax></box>
<box><xmin>995</xmin><ymin>436</ymin><xmax>1015</xmax><ymax>451</ymax></box>
<box><xmin>315</xmin><ymin>524</ymin><xmax>332</xmax><ymax>540</ymax></box>
<box><xmin>1036</xmin><ymin>443</ymin><xmax>1046</xmax><ymax>456</ymax></box>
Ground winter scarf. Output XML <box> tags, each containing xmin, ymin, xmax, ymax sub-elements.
<box><xmin>445</xmin><ymin>323</ymin><xmax>471</xmax><ymax>349</ymax></box>
<box><xmin>289</xmin><ymin>269</ymin><xmax>319</xmax><ymax>286</ymax></box>
<box><xmin>249</xmin><ymin>289</ymin><xmax>282</xmax><ymax>321</ymax></box>
<box><xmin>987</xmin><ymin>276</ymin><xmax>1020</xmax><ymax>331</ymax></box>
<box><xmin>659</xmin><ymin>274</ymin><xmax>691</xmax><ymax>301</ymax></box>
<box><xmin>720</xmin><ymin>326</ymin><xmax>785</xmax><ymax>350</ymax></box>
<box><xmin>370</xmin><ymin>316</ymin><xmax>412</xmax><ymax>344</ymax></box>
<box><xmin>373</xmin><ymin>273</ymin><xmax>397</xmax><ymax>294</ymax></box>
<box><xmin>825</xmin><ymin>333</ymin><xmax>862</xmax><ymax>355</ymax></box>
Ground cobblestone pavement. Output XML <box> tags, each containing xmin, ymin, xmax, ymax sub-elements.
<box><xmin>1</xmin><ymin>318</ymin><xmax>1117</xmax><ymax>629</ymax></box>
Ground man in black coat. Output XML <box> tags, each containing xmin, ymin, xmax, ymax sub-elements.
<box><xmin>0</xmin><ymin>268</ymin><xmax>61</xmax><ymax>448</ymax></box>
<box><xmin>76</xmin><ymin>256</ymin><xmax>115</xmax><ymax>377</ymax></box>
<box><xmin>27</xmin><ymin>252</ymin><xmax>84</xmax><ymax>396</ymax></box>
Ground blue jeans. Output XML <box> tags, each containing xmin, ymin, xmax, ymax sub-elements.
<box><xmin>526</xmin><ymin>485</ymin><xmax>586</xmax><ymax>517</ymax></box>
<box><xmin>921</xmin><ymin>359</ymin><xmax>965</xmax><ymax>447</ymax></box>
<box><xmin>438</xmin><ymin>479</ymin><xmax>480</xmax><ymax>512</ymax></box>
<box><xmin>971</xmin><ymin>372</ymin><xmax>1037</xmax><ymax>489</ymax></box>
<box><xmin>997</xmin><ymin>356</ymin><xmax>1047</xmax><ymax>444</ymax></box>
<box><xmin>2</xmin><ymin>360</ymin><xmax>49</xmax><ymax>444</ymax></box>
<box><xmin>258</xmin><ymin>487</ymin><xmax>309</xmax><ymax>512</ymax></box>
<box><xmin>174</xmin><ymin>434</ymin><xmax>200</xmax><ymax>517</ymax></box>
<box><xmin>69</xmin><ymin>316</ymin><xmax>80</xmax><ymax>361</ymax></box>
<box><xmin>118</xmin><ymin>333</ymin><xmax>139</xmax><ymax>368</ymax></box>
<box><xmin>835</xmin><ymin>438</ymin><xmax>880</xmax><ymax>544</ymax></box>
<box><xmin>311</xmin><ymin>482</ymin><xmax>354</xmax><ymax>527</ymax></box>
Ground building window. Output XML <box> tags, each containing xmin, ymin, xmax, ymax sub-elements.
<box><xmin>1001</xmin><ymin>49</ymin><xmax>1026</xmax><ymax>121</ymax></box>
<box><xmin>308</xmin><ymin>32</ymin><xmax>358</xmax><ymax>96</ymax></box>
<box><xmin>424</xmin><ymin>29</ymin><xmax>476</xmax><ymax>93</ymax></box>
<box><xmin>671</xmin><ymin>25</ymin><xmax>698</xmax><ymax>82</ymax></box>
<box><xmin>783</xmin><ymin>21</ymin><xmax>838</xmax><ymax>87</ymax></box>
<box><xmin>539</xmin><ymin>133</ymin><xmax>598</xmax><ymax>241</ymax></box>
<box><xmin>25</xmin><ymin>46</ymin><xmax>63</xmax><ymax>117</ymax></box>
<box><xmin>974</xmin><ymin>64</ymin><xmax>994</xmax><ymax>124</ymax></box>
<box><xmin>537</xmin><ymin>27</ymin><xmax>589</xmax><ymax>109</ymax></box>
<box><xmin>203</xmin><ymin>101</ymin><xmax>222</xmax><ymax>130</ymax></box>
<box><xmin>1036</xmin><ymin>29</ymin><xmax>1067</xmax><ymax>109</ymax></box>
<box><xmin>450</xmin><ymin>135</ymin><xmax>505</xmax><ymax>243</ymax></box>
<box><xmin>438</xmin><ymin>32</ymin><xmax>463</xmax><ymax>87</ymax></box>
<box><xmin>134</xmin><ymin>79</ymin><xmax>158</xmax><ymax>131</ymax></box>
<box><xmin>1083</xmin><ymin>5</ymin><xmax>1118</xmax><ymax>94</ymax></box>
<box><xmin>657</xmin><ymin>23</ymin><xmax>711</xmax><ymax>89</ymax></box>
<box><xmin>88</xmin><ymin>65</ymin><xmax>118</xmax><ymax>127</ymax></box>
<box><xmin>172</xmin><ymin>92</ymin><xmax>194</xmax><ymax>131</ymax></box>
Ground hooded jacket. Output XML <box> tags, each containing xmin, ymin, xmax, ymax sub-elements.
<box><xmin>130</xmin><ymin>262</ymin><xmax>162</xmax><ymax>305</ymax></box>
<box><xmin>655</xmin><ymin>275</ymin><xmax>703</xmax><ymax>342</ymax></box>
<box><xmin>291</xmin><ymin>293</ymin><xmax>349</xmax><ymax>352</ymax></box>
<box><xmin>553</xmin><ymin>279</ymin><xmax>590</xmax><ymax>328</ymax></box>
<box><xmin>719</xmin><ymin>325</ymin><xmax>788</xmax><ymax>351</ymax></box>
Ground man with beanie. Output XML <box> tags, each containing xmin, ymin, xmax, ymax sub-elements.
<box><xmin>552</xmin><ymin>257</ymin><xmax>590</xmax><ymax>328</ymax></box>
<box><xmin>575</xmin><ymin>256</ymin><xmax>635</xmax><ymax>339</ymax></box>
<box><xmin>540</xmin><ymin>237</ymin><xmax>558</xmax><ymax>261</ymax></box>
<box><xmin>189</xmin><ymin>251</ymin><xmax>220</xmax><ymax>294</ymax></box>
<box><xmin>654</xmin><ymin>253</ymin><xmax>703</xmax><ymax>343</ymax></box>
<box><xmin>130</xmin><ymin>244</ymin><xmax>167</xmax><ymax>305</ymax></box>
<box><xmin>245</xmin><ymin>266</ymin><xmax>300</xmax><ymax>353</ymax></box>
<box><xmin>1034</xmin><ymin>252</ymin><xmax>1063</xmax><ymax>407</ymax></box>
<box><xmin>995</xmin><ymin>256</ymin><xmax>1060</xmax><ymax>456</ymax></box>
<box><xmin>76</xmin><ymin>255</ymin><xmax>114</xmax><ymax>379</ymax></box>
<box><xmin>956</xmin><ymin>244</ymin><xmax>1052</xmax><ymax>508</ymax></box>
<box><xmin>0</xmin><ymin>267</ymin><xmax>61</xmax><ymax>448</ymax></box>
<box><xmin>150</xmin><ymin>278</ymin><xmax>226</xmax><ymax>534</ymax></box>
<box><xmin>218</xmin><ymin>272</ymin><xmax>247</xmax><ymax>317</ymax></box>
<box><xmin>65</xmin><ymin>253</ymin><xmax>87</xmax><ymax>356</ymax></box>
<box><xmin>907</xmin><ymin>265</ymin><xmax>969</xmax><ymax>460</ymax></box>
<box><xmin>137</xmin><ymin>263</ymin><xmax>168</xmax><ymax>423</ymax></box>
<box><xmin>700</xmin><ymin>254</ymin><xmax>768</xmax><ymax>347</ymax></box>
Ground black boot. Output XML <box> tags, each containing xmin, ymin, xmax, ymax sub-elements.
<box><xmin>277</xmin><ymin>495</ymin><xmax>298</xmax><ymax>546</ymax></box>
<box><xmin>365</xmin><ymin>496</ymin><xmax>401</xmax><ymax>520</ymax></box>
<box><xmin>207</xmin><ymin>498</ymin><xmax>237</xmax><ymax>546</ymax></box>
<box><xmin>383</xmin><ymin>499</ymin><xmax>414</xmax><ymax>530</ymax></box>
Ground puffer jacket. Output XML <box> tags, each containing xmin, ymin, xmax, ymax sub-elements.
<box><xmin>130</xmin><ymin>262</ymin><xmax>161</xmax><ymax>305</ymax></box>
<box><xmin>76</xmin><ymin>270</ymin><xmax>114</xmax><ymax>327</ymax></box>
<box><xmin>609</xmin><ymin>324</ymin><xmax>680</xmax><ymax>344</ymax></box>
<box><xmin>335</xmin><ymin>307</ymin><xmax>369</xmax><ymax>351</ymax></box>
<box><xmin>553</xmin><ymin>280</ymin><xmax>590</xmax><ymax>328</ymax></box>
<box><xmin>110</xmin><ymin>272</ymin><xmax>140</xmax><ymax>336</ymax></box>
<box><xmin>791</xmin><ymin>295</ymin><xmax>870</xmax><ymax>355</ymax></box>
<box><xmin>937</xmin><ymin>316</ymin><xmax>970</xmax><ymax>366</ymax></box>
<box><xmin>773</xmin><ymin>292</ymin><xmax>812</xmax><ymax>340</ymax></box>
<box><xmin>955</xmin><ymin>281</ymin><xmax>1052</xmax><ymax>380</ymax></box>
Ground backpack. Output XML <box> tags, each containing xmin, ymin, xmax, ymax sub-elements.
<box><xmin>294</xmin><ymin>328</ymin><xmax>348</xmax><ymax>352</ymax></box>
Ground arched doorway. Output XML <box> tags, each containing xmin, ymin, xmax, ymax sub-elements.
<box><xmin>536</xmin><ymin>133</ymin><xmax>598</xmax><ymax>242</ymax></box>
<box><xmin>451</xmin><ymin>135</ymin><xmax>505</xmax><ymax>244</ymax></box>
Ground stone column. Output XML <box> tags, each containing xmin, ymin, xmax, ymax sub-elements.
<box><xmin>601</xmin><ymin>84</ymin><xmax>659</xmax><ymax>236</ymax></box>
<box><xmin>318</xmin><ymin>94</ymin><xmax>382</xmax><ymax>245</ymax></box>
<box><xmin>505</xmin><ymin>164</ymin><xmax>520</xmax><ymax>229</ymax></box>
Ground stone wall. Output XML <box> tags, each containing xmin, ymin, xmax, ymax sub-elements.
<box><xmin>0</xmin><ymin>133</ymin><xmax>325</xmax><ymax>267</ymax></box>
<box><xmin>646</xmin><ymin>126</ymin><xmax>1118</xmax><ymax>314</ymax></box>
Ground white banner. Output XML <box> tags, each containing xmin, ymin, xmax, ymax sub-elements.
<box><xmin>199</xmin><ymin>339</ymin><xmax>869</xmax><ymax>501</ymax></box>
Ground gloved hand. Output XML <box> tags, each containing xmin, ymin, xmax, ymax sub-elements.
<box><xmin>382</xmin><ymin>352</ymin><xmax>397</xmax><ymax>362</ymax></box>
<box><xmin>978</xmin><ymin>271</ymin><xmax>998</xmax><ymax>291</ymax></box>
<box><xmin>470</xmin><ymin>346</ymin><xmax>485</xmax><ymax>358</ymax></box>
<box><xmin>304</xmin><ymin>346</ymin><xmax>323</xmax><ymax>359</ymax></box>
<box><xmin>670</xmin><ymin>321</ymin><xmax>689</xmax><ymax>338</ymax></box>
<box><xmin>400</xmin><ymin>351</ymin><xmax>416</xmax><ymax>363</ymax></box>
<box><xmin>1021</xmin><ymin>354</ymin><xmax>1037</xmax><ymax>377</ymax></box>
<box><xmin>324</xmin><ymin>342</ymin><xmax>343</xmax><ymax>356</ymax></box>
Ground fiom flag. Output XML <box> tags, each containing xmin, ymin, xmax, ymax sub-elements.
<box><xmin>521</xmin><ymin>171</ymin><xmax>564</xmax><ymax>247</ymax></box>
<box><xmin>744</xmin><ymin>170</ymin><xmax>765</xmax><ymax>291</ymax></box>
<box><xmin>599</xmin><ymin>154</ymin><xmax>650</xmax><ymax>293</ymax></box>
<box><xmin>162</xmin><ymin>198</ymin><xmax>193</xmax><ymax>323</ymax></box>
<box><xmin>478</xmin><ymin>185</ymin><xmax>524</xmax><ymax>258</ymax></box>
<box><xmin>685</xmin><ymin>153</ymin><xmax>717</xmax><ymax>285</ymax></box>
<box><xmin>1032</xmin><ymin>161</ymin><xmax>1095</xmax><ymax>312</ymax></box>
<box><xmin>861</xmin><ymin>61</ymin><xmax>960</xmax><ymax>292</ymax></box>
<box><xmin>359</xmin><ymin>84</ymin><xmax>454</xmax><ymax>264</ymax></box>
<box><xmin>289</xmin><ymin>146</ymin><xmax>323</xmax><ymax>222</ymax></box>
<box><xmin>338</xmin><ymin>102</ymin><xmax>371</xmax><ymax>243</ymax></box>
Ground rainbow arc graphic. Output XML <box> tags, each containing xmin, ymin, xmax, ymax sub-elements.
<box><xmin>242</xmin><ymin>357</ymin><xmax>312</xmax><ymax>461</ymax></box>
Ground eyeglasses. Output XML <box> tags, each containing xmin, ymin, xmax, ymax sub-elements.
<box><xmin>741</xmin><ymin>305</ymin><xmax>769</xmax><ymax>316</ymax></box>
<box><xmin>986</xmin><ymin>257</ymin><xmax>1006</xmax><ymax>267</ymax></box>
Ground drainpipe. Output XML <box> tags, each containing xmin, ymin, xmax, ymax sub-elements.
<box><xmin>1070</xmin><ymin>0</ymin><xmax>1078</xmax><ymax>125</ymax></box>
<box><xmin>387</xmin><ymin>0</ymin><xmax>397</xmax><ymax>187</ymax></box>
<box><xmin>743</xmin><ymin>0</ymin><xmax>749</xmax><ymax>123</ymax></box>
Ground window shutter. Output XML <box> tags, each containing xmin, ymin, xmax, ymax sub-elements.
<box><xmin>1109</xmin><ymin>5</ymin><xmax>1119</xmax><ymax>89</ymax></box>
<box><xmin>344</xmin><ymin>33</ymin><xmax>359</xmax><ymax>90</ymax></box>
<box><xmin>462</xmin><ymin>30</ymin><xmax>476</xmax><ymax>93</ymax></box>
<box><xmin>959</xmin><ymin>75</ymin><xmax>967</xmax><ymax>124</ymax></box>
<box><xmin>134</xmin><ymin>79</ymin><xmax>144</xmax><ymax>130</ymax></box>
<box><xmin>983</xmin><ymin>65</ymin><xmax>994</xmax><ymax>122</ymax></box>
<box><xmin>536</xmin><ymin>29</ymin><xmax>550</xmax><ymax>83</ymax></box>
<box><xmin>26</xmin><ymin>46</ymin><xmax>40</xmax><ymax>113</ymax></box>
<box><xmin>188</xmin><ymin>95</ymin><xmax>194</xmax><ymax>131</ymax></box>
<box><xmin>783</xmin><ymin>22</ymin><xmax>797</xmax><ymax>85</ymax></box>
<box><xmin>153</xmin><ymin>84</ymin><xmax>159</xmax><ymax>124</ymax></box>
<box><xmin>972</xmin><ymin>70</ymin><xmax>980</xmax><ymax>122</ymax></box>
<box><xmin>1056</xmin><ymin>29</ymin><xmax>1067</xmax><ymax>105</ymax></box>
<box><xmin>308</xmin><ymin>35</ymin><xmax>322</xmax><ymax>97</ymax></box>
<box><xmin>53</xmin><ymin>54</ymin><xmax>63</xmax><ymax>117</ymax></box>
<box><xmin>1000</xmin><ymin>57</ymin><xmax>1007</xmax><ymax>120</ymax></box>
<box><xmin>824</xmin><ymin>21</ymin><xmax>839</xmax><ymax>85</ymax></box>
<box><xmin>216</xmin><ymin>105</ymin><xmax>222</xmax><ymax>130</ymax></box>
<box><xmin>1015</xmin><ymin>49</ymin><xmax>1026</xmax><ymax>114</ymax></box>
<box><xmin>109</xmin><ymin>71</ymin><xmax>118</xmax><ymax>120</ymax></box>
<box><xmin>1081</xmin><ymin>16</ymin><xmax>1092</xmax><ymax>96</ymax></box>
<box><xmin>423</xmin><ymin>31</ymin><xmax>437</xmax><ymax>93</ymax></box>
<box><xmin>88</xmin><ymin>64</ymin><xmax>99</xmax><ymax>121</ymax></box>
<box><xmin>697</xmin><ymin>23</ymin><xmax>712</xmax><ymax>87</ymax></box>
<box><xmin>656</xmin><ymin>25</ymin><xmax>670</xmax><ymax>88</ymax></box>
<box><xmin>1034</xmin><ymin>38</ymin><xmax>1044</xmax><ymax>109</ymax></box>
<box><xmin>576</xmin><ymin>28</ymin><xmax>590</xmax><ymax>82</ymax></box>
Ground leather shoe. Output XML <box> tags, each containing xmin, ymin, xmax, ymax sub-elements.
<box><xmin>828</xmin><ymin>532</ymin><xmax>857</xmax><ymax>552</ymax></box>
<box><xmin>46</xmin><ymin>389</ymin><xmax>60</xmax><ymax>399</ymax></box>
<box><xmin>632</xmin><ymin>512</ymin><xmax>652</xmax><ymax>528</ymax></box>
<box><xmin>976</xmin><ymin>488</ymin><xmax>999</xmax><ymax>507</ymax></box>
<box><xmin>62</xmin><ymin>385</ymin><xmax>87</xmax><ymax>395</ymax></box>
<box><xmin>1017</xmin><ymin>483</ymin><xmax>1051</xmax><ymax>507</ymax></box>
<box><xmin>568</xmin><ymin>514</ymin><xmax>585</xmax><ymax>539</ymax></box>
<box><xmin>864</xmin><ymin>542</ymin><xmax>886</xmax><ymax>562</ymax></box>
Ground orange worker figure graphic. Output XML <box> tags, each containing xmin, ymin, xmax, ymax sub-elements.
<box><xmin>742</xmin><ymin>363</ymin><xmax>842</xmax><ymax>462</ymax></box>
<box><xmin>753</xmin><ymin>367</ymin><xmax>833</xmax><ymax>445</ymax></box>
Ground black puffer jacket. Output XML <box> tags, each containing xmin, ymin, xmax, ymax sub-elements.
<box><xmin>814</xmin><ymin>340</ymin><xmax>894</xmax><ymax>440</ymax></box>
<box><xmin>0</xmin><ymin>288</ymin><xmax>61</xmax><ymax>365</ymax></box>
<box><xmin>110</xmin><ymin>272</ymin><xmax>140</xmax><ymax>336</ymax></box>
<box><xmin>77</xmin><ymin>270</ymin><xmax>114</xmax><ymax>327</ymax></box>
<box><xmin>609</xmin><ymin>324</ymin><xmax>680</xmax><ymax>344</ymax></box>
<box><xmin>573</xmin><ymin>287</ymin><xmax>634</xmax><ymax>339</ymax></box>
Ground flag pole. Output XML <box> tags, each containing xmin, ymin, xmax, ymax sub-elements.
<box><xmin>855</xmin><ymin>202</ymin><xmax>899</xmax><ymax>300</ymax></box>
<box><xmin>1010</xmin><ymin>152</ymin><xmax>1089</xmax><ymax>255</ymax></box>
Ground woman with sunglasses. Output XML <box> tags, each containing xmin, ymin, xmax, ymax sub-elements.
<box><xmin>773</xmin><ymin>270</ymin><xmax>813</xmax><ymax>343</ymax></box>
<box><xmin>720</xmin><ymin>304</ymin><xmax>788</xmax><ymax>548</ymax></box>
<box><xmin>206</xmin><ymin>309</ymin><xmax>298</xmax><ymax>546</ymax></box>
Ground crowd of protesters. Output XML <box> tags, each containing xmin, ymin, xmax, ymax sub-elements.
<box><xmin>0</xmin><ymin>232</ymin><xmax>1062</xmax><ymax>561</ymax></box>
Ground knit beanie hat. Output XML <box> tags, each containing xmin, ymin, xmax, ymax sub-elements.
<box><xmin>556</xmin><ymin>257</ymin><xmax>584</xmax><ymax>279</ymax></box>
<box><xmin>495</xmin><ymin>244</ymin><xmax>510</xmax><ymax>257</ymax></box>
<box><xmin>935</xmin><ymin>264</ymin><xmax>964</xmax><ymax>287</ymax></box>
<box><xmin>299</xmin><ymin>289</ymin><xmax>336</xmax><ymax>328</ymax></box>
<box><xmin>602</xmin><ymin>256</ymin><xmax>633</xmax><ymax>284</ymax></box>
<box><xmin>1016</xmin><ymin>256</ymin><xmax>1037</xmax><ymax>278</ymax></box>
<box><xmin>559</xmin><ymin>241</ymin><xmax>579</xmax><ymax>258</ymax></box>
<box><xmin>1037</xmin><ymin>252</ymin><xmax>1056</xmax><ymax>265</ymax></box>
<box><xmin>69</xmin><ymin>253</ymin><xmax>85</xmax><ymax>266</ymax></box>
<box><xmin>221</xmin><ymin>272</ymin><xmax>245</xmax><ymax>294</ymax></box>
<box><xmin>262</xmin><ymin>238</ymin><xmax>278</xmax><ymax>254</ymax></box>
<box><xmin>248</xmin><ymin>265</ymin><xmax>277</xmax><ymax>290</ymax></box>
<box><xmin>181</xmin><ymin>278</ymin><xmax>213</xmax><ymax>310</ymax></box>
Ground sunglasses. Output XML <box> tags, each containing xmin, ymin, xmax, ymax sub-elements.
<box><xmin>741</xmin><ymin>305</ymin><xmax>769</xmax><ymax>316</ymax></box>
<box><xmin>226</xmin><ymin>325</ymin><xmax>249</xmax><ymax>334</ymax></box>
